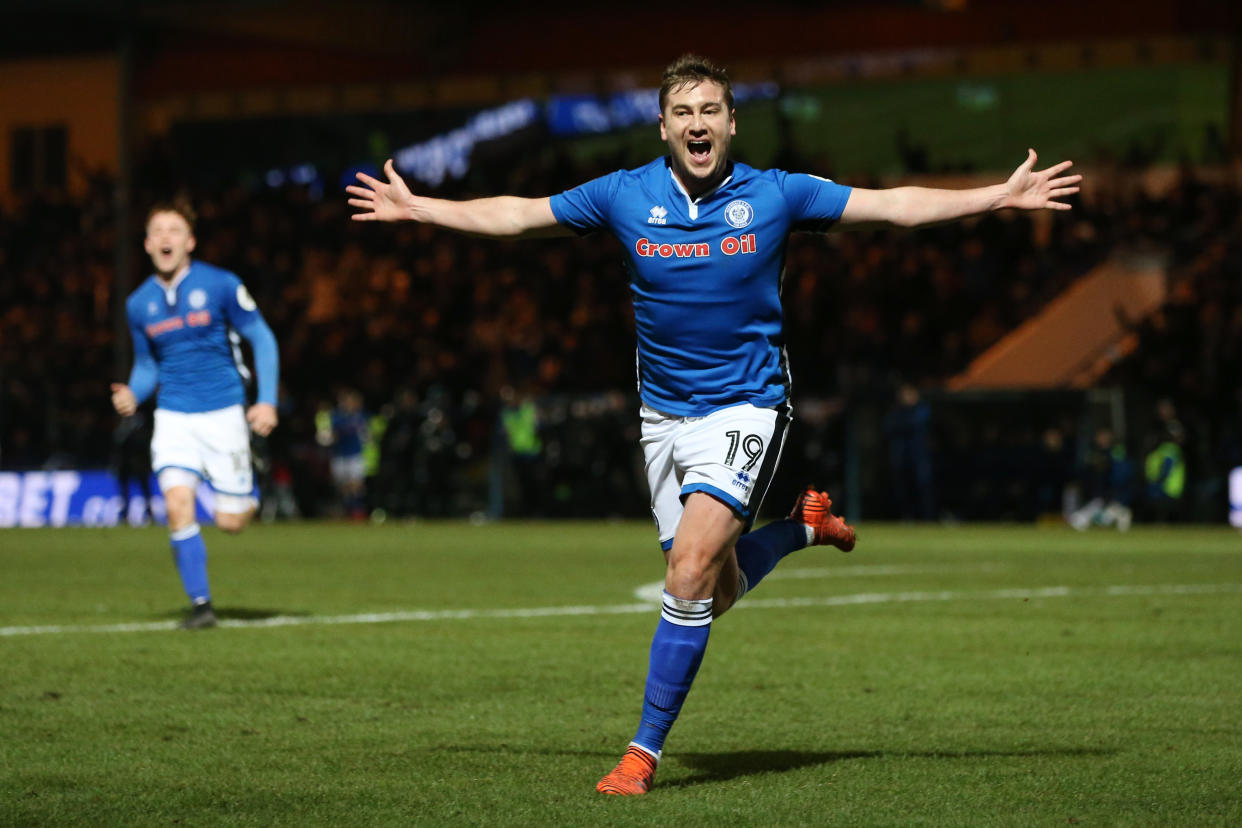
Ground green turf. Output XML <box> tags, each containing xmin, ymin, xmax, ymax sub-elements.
<box><xmin>2</xmin><ymin>522</ymin><xmax>1240</xmax><ymax>825</ymax></box>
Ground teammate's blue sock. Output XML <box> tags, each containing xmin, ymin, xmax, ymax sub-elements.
<box><xmin>733</xmin><ymin>519</ymin><xmax>809</xmax><ymax>601</ymax></box>
<box><xmin>631</xmin><ymin>592</ymin><xmax>712</xmax><ymax>759</ymax></box>
<box><xmin>169</xmin><ymin>523</ymin><xmax>210</xmax><ymax>605</ymax></box>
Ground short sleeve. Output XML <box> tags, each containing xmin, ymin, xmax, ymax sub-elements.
<box><xmin>549</xmin><ymin>171</ymin><xmax>623</xmax><ymax>236</ymax></box>
<box><xmin>780</xmin><ymin>172</ymin><xmax>852</xmax><ymax>232</ymax></box>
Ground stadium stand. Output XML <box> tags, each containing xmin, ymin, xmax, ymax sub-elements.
<box><xmin>8</xmin><ymin>143</ymin><xmax>1240</xmax><ymax>522</ymax></box>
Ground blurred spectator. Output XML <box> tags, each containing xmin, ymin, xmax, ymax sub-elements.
<box><xmin>316</xmin><ymin>388</ymin><xmax>370</xmax><ymax>519</ymax></box>
<box><xmin>494</xmin><ymin>384</ymin><xmax>546</xmax><ymax>518</ymax></box>
<box><xmin>373</xmin><ymin>389</ymin><xmax>418</xmax><ymax>517</ymax></box>
<box><xmin>411</xmin><ymin>385</ymin><xmax>460</xmax><ymax>518</ymax></box>
<box><xmin>110</xmin><ymin>411</ymin><xmax>153</xmax><ymax>526</ymax></box>
<box><xmin>1141</xmin><ymin>414</ymin><xmax>1186</xmax><ymax>524</ymax></box>
<box><xmin>363</xmin><ymin>403</ymin><xmax>388</xmax><ymax>519</ymax></box>
<box><xmin>881</xmin><ymin>382</ymin><xmax>934</xmax><ymax>520</ymax></box>
<box><xmin>1033</xmin><ymin>425</ymin><xmax>1074</xmax><ymax>520</ymax></box>
<box><xmin>1068</xmin><ymin>427</ymin><xmax>1132</xmax><ymax>531</ymax></box>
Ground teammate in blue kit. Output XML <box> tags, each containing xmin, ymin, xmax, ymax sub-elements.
<box><xmin>347</xmin><ymin>54</ymin><xmax>1080</xmax><ymax>793</ymax></box>
<box><xmin>111</xmin><ymin>200</ymin><xmax>280</xmax><ymax>630</ymax></box>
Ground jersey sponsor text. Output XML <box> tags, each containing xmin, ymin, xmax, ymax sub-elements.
<box><xmin>634</xmin><ymin>234</ymin><xmax>757</xmax><ymax>258</ymax></box>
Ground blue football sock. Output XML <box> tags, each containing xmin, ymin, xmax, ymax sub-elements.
<box><xmin>631</xmin><ymin>592</ymin><xmax>712</xmax><ymax>758</ymax></box>
<box><xmin>169</xmin><ymin>523</ymin><xmax>210</xmax><ymax>605</ymax></box>
<box><xmin>734</xmin><ymin>519</ymin><xmax>809</xmax><ymax>600</ymax></box>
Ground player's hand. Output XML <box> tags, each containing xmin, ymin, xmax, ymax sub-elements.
<box><xmin>111</xmin><ymin>383</ymin><xmax>138</xmax><ymax>417</ymax></box>
<box><xmin>247</xmin><ymin>402</ymin><xmax>279</xmax><ymax>436</ymax></box>
<box><xmin>347</xmin><ymin>158</ymin><xmax>414</xmax><ymax>222</ymax></box>
<box><xmin>1003</xmin><ymin>149</ymin><xmax>1082</xmax><ymax>211</ymax></box>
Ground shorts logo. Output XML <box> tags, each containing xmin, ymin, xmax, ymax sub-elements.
<box><xmin>648</xmin><ymin>206</ymin><xmax>668</xmax><ymax>225</ymax></box>
<box><xmin>724</xmin><ymin>200</ymin><xmax>754</xmax><ymax>229</ymax></box>
<box><xmin>731</xmin><ymin>470</ymin><xmax>752</xmax><ymax>490</ymax></box>
<box><xmin>189</xmin><ymin>289</ymin><xmax>208</xmax><ymax>309</ymax></box>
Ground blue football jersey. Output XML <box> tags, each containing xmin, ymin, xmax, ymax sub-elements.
<box><xmin>550</xmin><ymin>158</ymin><xmax>851</xmax><ymax>416</ymax></box>
<box><xmin>124</xmin><ymin>261</ymin><xmax>279</xmax><ymax>413</ymax></box>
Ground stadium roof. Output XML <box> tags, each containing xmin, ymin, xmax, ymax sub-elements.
<box><xmin>2</xmin><ymin>0</ymin><xmax>1236</xmax><ymax>101</ymax></box>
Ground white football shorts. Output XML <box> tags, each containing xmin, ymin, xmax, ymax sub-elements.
<box><xmin>151</xmin><ymin>404</ymin><xmax>255</xmax><ymax>513</ymax></box>
<box><xmin>641</xmin><ymin>401</ymin><xmax>790</xmax><ymax>551</ymax></box>
<box><xmin>330</xmin><ymin>454</ymin><xmax>366</xmax><ymax>487</ymax></box>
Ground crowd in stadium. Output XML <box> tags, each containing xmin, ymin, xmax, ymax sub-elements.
<box><xmin>2</xmin><ymin>146</ymin><xmax>1239</xmax><ymax>522</ymax></box>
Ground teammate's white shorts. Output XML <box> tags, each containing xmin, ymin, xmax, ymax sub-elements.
<box><xmin>151</xmin><ymin>404</ymin><xmax>255</xmax><ymax>514</ymax></box>
<box><xmin>641</xmin><ymin>402</ymin><xmax>790</xmax><ymax>551</ymax></box>
<box><xmin>330</xmin><ymin>454</ymin><xmax>366</xmax><ymax>487</ymax></box>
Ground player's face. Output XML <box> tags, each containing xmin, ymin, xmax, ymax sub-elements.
<box><xmin>659</xmin><ymin>80</ymin><xmax>735</xmax><ymax>196</ymax></box>
<box><xmin>144</xmin><ymin>211</ymin><xmax>196</xmax><ymax>278</ymax></box>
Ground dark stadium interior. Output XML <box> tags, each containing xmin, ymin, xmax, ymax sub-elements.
<box><xmin>2</xmin><ymin>0</ymin><xmax>1241</xmax><ymax>523</ymax></box>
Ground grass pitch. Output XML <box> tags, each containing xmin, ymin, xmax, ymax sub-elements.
<box><xmin>2</xmin><ymin>521</ymin><xmax>1240</xmax><ymax>826</ymax></box>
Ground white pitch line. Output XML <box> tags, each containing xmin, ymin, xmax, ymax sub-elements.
<box><xmin>634</xmin><ymin>563</ymin><xmax>1009</xmax><ymax>602</ymax></box>
<box><xmin>770</xmin><ymin>563</ymin><xmax>1010</xmax><ymax>580</ymax></box>
<box><xmin>1</xmin><ymin>584</ymin><xmax>1239</xmax><ymax>637</ymax></box>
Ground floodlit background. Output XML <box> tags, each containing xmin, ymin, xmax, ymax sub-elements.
<box><xmin>1</xmin><ymin>0</ymin><xmax>1240</xmax><ymax>525</ymax></box>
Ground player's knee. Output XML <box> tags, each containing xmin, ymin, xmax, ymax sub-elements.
<box><xmin>163</xmin><ymin>493</ymin><xmax>197</xmax><ymax>531</ymax></box>
<box><xmin>214</xmin><ymin>511</ymin><xmax>251</xmax><ymax>534</ymax></box>
<box><xmin>667</xmin><ymin>546</ymin><xmax>727</xmax><ymax>596</ymax></box>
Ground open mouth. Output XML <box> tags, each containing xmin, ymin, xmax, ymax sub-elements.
<box><xmin>160</xmin><ymin>247</ymin><xmax>173</xmax><ymax>256</ymax></box>
<box><xmin>687</xmin><ymin>140</ymin><xmax>712</xmax><ymax>165</ymax></box>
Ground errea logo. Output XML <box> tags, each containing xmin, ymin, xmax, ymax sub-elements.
<box><xmin>648</xmin><ymin>206</ymin><xmax>668</xmax><ymax>225</ymax></box>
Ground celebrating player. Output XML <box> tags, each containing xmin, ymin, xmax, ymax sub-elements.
<box><xmin>346</xmin><ymin>54</ymin><xmax>1080</xmax><ymax>794</ymax></box>
<box><xmin>111</xmin><ymin>199</ymin><xmax>280</xmax><ymax>630</ymax></box>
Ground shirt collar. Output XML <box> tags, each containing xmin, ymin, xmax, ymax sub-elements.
<box><xmin>156</xmin><ymin>262</ymin><xmax>192</xmax><ymax>305</ymax></box>
<box><xmin>667</xmin><ymin>160</ymin><xmax>733</xmax><ymax>221</ymax></box>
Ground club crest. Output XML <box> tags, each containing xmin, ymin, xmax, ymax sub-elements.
<box><xmin>724</xmin><ymin>200</ymin><xmax>753</xmax><ymax>229</ymax></box>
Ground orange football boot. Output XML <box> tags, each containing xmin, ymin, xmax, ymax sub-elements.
<box><xmin>790</xmin><ymin>487</ymin><xmax>856</xmax><ymax>552</ymax></box>
<box><xmin>596</xmin><ymin>746</ymin><xmax>659</xmax><ymax>795</ymax></box>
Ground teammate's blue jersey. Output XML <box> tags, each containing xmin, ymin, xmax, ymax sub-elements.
<box><xmin>331</xmin><ymin>410</ymin><xmax>368</xmax><ymax>458</ymax></box>
<box><xmin>550</xmin><ymin>158</ymin><xmax>851</xmax><ymax>416</ymax></box>
<box><xmin>124</xmin><ymin>261</ymin><xmax>279</xmax><ymax>414</ymax></box>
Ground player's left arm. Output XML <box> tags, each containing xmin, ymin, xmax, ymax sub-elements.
<box><xmin>113</xmin><ymin>309</ymin><xmax>158</xmax><ymax>417</ymax></box>
<box><xmin>838</xmin><ymin>149</ymin><xmax>1081</xmax><ymax>229</ymax></box>
<box><xmin>225</xmin><ymin>281</ymin><xmax>280</xmax><ymax>436</ymax></box>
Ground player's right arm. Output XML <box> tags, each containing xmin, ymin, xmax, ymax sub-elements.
<box><xmin>112</xmin><ymin>312</ymin><xmax>157</xmax><ymax>417</ymax></box>
<box><xmin>347</xmin><ymin>159</ymin><xmax>572</xmax><ymax>239</ymax></box>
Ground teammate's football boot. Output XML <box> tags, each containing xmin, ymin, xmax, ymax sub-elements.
<box><xmin>180</xmin><ymin>601</ymin><xmax>218</xmax><ymax>630</ymax></box>
<box><xmin>596</xmin><ymin>746</ymin><xmax>659</xmax><ymax>795</ymax></box>
<box><xmin>790</xmin><ymin>487</ymin><xmax>856</xmax><ymax>552</ymax></box>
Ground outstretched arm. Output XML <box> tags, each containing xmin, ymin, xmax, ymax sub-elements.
<box><xmin>347</xmin><ymin>159</ymin><xmax>572</xmax><ymax>239</ymax></box>
<box><xmin>838</xmin><ymin>149</ymin><xmax>1081</xmax><ymax>229</ymax></box>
